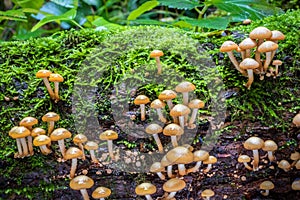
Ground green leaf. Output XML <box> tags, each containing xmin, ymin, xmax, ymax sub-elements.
<box><xmin>92</xmin><ymin>17</ymin><xmax>122</xmax><ymax>29</ymax></box>
<box><xmin>127</xmin><ymin>19</ymin><xmax>167</xmax><ymax>25</ymax></box>
<box><xmin>183</xmin><ymin>17</ymin><xmax>230</xmax><ymax>30</ymax></box>
<box><xmin>82</xmin><ymin>0</ymin><xmax>101</xmax><ymax>8</ymax></box>
<box><xmin>31</xmin><ymin>9</ymin><xmax>77</xmax><ymax>31</ymax></box>
<box><xmin>158</xmin><ymin>0</ymin><xmax>201</xmax><ymax>10</ymax></box>
<box><xmin>127</xmin><ymin>0</ymin><xmax>159</xmax><ymax>21</ymax></box>
<box><xmin>50</xmin><ymin>0</ymin><xmax>77</xmax><ymax>8</ymax></box>
<box><xmin>172</xmin><ymin>20</ymin><xmax>193</xmax><ymax>29</ymax></box>
<box><xmin>0</xmin><ymin>9</ymin><xmax>27</xmax><ymax>22</ymax></box>
<box><xmin>12</xmin><ymin>0</ymin><xmax>44</xmax><ymax>10</ymax></box>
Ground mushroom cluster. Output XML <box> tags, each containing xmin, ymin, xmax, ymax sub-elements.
<box><xmin>220</xmin><ymin>26</ymin><xmax>285</xmax><ymax>89</ymax></box>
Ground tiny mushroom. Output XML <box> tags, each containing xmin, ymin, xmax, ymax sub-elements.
<box><xmin>65</xmin><ymin>147</ymin><xmax>83</xmax><ymax>178</ymax></box>
<box><xmin>135</xmin><ymin>182</ymin><xmax>157</xmax><ymax>200</ymax></box>
<box><xmin>203</xmin><ymin>155</ymin><xmax>218</xmax><ymax>173</ymax></box>
<box><xmin>84</xmin><ymin>141</ymin><xmax>99</xmax><ymax>163</ymax></box>
<box><xmin>163</xmin><ymin>178</ymin><xmax>186</xmax><ymax>200</ymax></box>
<box><xmin>272</xmin><ymin>60</ymin><xmax>282</xmax><ymax>77</ymax></box>
<box><xmin>50</xmin><ymin>128</ymin><xmax>72</xmax><ymax>159</ymax></box>
<box><xmin>49</xmin><ymin>73</ymin><xmax>64</xmax><ymax>101</ymax></box>
<box><xmin>150</xmin><ymin>162</ymin><xmax>165</xmax><ymax>180</ymax></box>
<box><xmin>150</xmin><ymin>50</ymin><xmax>164</xmax><ymax>75</ymax></box>
<box><xmin>239</xmin><ymin>58</ymin><xmax>260</xmax><ymax>89</ymax></box>
<box><xmin>19</xmin><ymin>116</ymin><xmax>38</xmax><ymax>155</ymax></box>
<box><xmin>9</xmin><ymin>126</ymin><xmax>31</xmax><ymax>158</ymax></box>
<box><xmin>175</xmin><ymin>81</ymin><xmax>196</xmax><ymax>105</ymax></box>
<box><xmin>150</xmin><ymin>99</ymin><xmax>167</xmax><ymax>123</ymax></box>
<box><xmin>99</xmin><ymin>130</ymin><xmax>118</xmax><ymax>160</ymax></box>
<box><xmin>187</xmin><ymin>99</ymin><xmax>205</xmax><ymax>129</ymax></box>
<box><xmin>292</xmin><ymin>179</ymin><xmax>300</xmax><ymax>190</ymax></box>
<box><xmin>134</xmin><ymin>95</ymin><xmax>150</xmax><ymax>121</ymax></box>
<box><xmin>239</xmin><ymin>38</ymin><xmax>257</xmax><ymax>58</ymax></box>
<box><xmin>201</xmin><ymin>189</ymin><xmax>215</xmax><ymax>200</ymax></box>
<box><xmin>33</xmin><ymin>135</ymin><xmax>52</xmax><ymax>155</ymax></box>
<box><xmin>158</xmin><ymin>89</ymin><xmax>177</xmax><ymax>109</ymax></box>
<box><xmin>187</xmin><ymin>149</ymin><xmax>209</xmax><ymax>173</ymax></box>
<box><xmin>170</xmin><ymin>104</ymin><xmax>191</xmax><ymax>129</ymax></box>
<box><xmin>243</xmin><ymin>136</ymin><xmax>264</xmax><ymax>171</ymax></box>
<box><xmin>260</xmin><ymin>180</ymin><xmax>274</xmax><ymax>196</ymax></box>
<box><xmin>257</xmin><ymin>41</ymin><xmax>278</xmax><ymax>72</ymax></box>
<box><xmin>42</xmin><ymin>112</ymin><xmax>60</xmax><ymax>135</ymax></box>
<box><xmin>238</xmin><ymin>155</ymin><xmax>253</xmax><ymax>171</ymax></box>
<box><xmin>73</xmin><ymin>134</ymin><xmax>88</xmax><ymax>160</ymax></box>
<box><xmin>70</xmin><ymin>175</ymin><xmax>94</xmax><ymax>200</ymax></box>
<box><xmin>36</xmin><ymin>69</ymin><xmax>55</xmax><ymax>99</ymax></box>
<box><xmin>290</xmin><ymin>152</ymin><xmax>300</xmax><ymax>168</ymax></box>
<box><xmin>163</xmin><ymin>123</ymin><xmax>184</xmax><ymax>147</ymax></box>
<box><xmin>92</xmin><ymin>186</ymin><xmax>111</xmax><ymax>200</ymax></box>
<box><xmin>292</xmin><ymin>112</ymin><xmax>300</xmax><ymax>127</ymax></box>
<box><xmin>145</xmin><ymin>123</ymin><xmax>164</xmax><ymax>153</ymax></box>
<box><xmin>262</xmin><ymin>140</ymin><xmax>278</xmax><ymax>162</ymax></box>
<box><xmin>278</xmin><ymin>159</ymin><xmax>291</xmax><ymax>172</ymax></box>
<box><xmin>31</xmin><ymin>127</ymin><xmax>46</xmax><ymax>137</ymax></box>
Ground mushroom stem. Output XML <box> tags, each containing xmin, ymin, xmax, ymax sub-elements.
<box><xmin>27</xmin><ymin>136</ymin><xmax>34</xmax><ymax>155</ymax></box>
<box><xmin>156</xmin><ymin>108</ymin><xmax>167</xmax><ymax>123</ymax></box>
<box><xmin>166</xmin><ymin>100</ymin><xmax>174</xmax><ymax>110</ymax></box>
<box><xmin>255</xmin><ymin>39</ymin><xmax>264</xmax><ymax>70</ymax></box>
<box><xmin>156</xmin><ymin>172</ymin><xmax>165</xmax><ymax>180</ymax></box>
<box><xmin>89</xmin><ymin>150</ymin><xmax>99</xmax><ymax>163</ymax></box>
<box><xmin>188</xmin><ymin>108</ymin><xmax>199</xmax><ymax>128</ymax></box>
<box><xmin>172</xmin><ymin>116</ymin><xmax>179</xmax><ymax>124</ymax></box>
<box><xmin>182</xmin><ymin>92</ymin><xmax>189</xmax><ymax>106</ymax></box>
<box><xmin>178</xmin><ymin>116</ymin><xmax>185</xmax><ymax>130</ymax></box>
<box><xmin>107</xmin><ymin>140</ymin><xmax>115</xmax><ymax>160</ymax></box>
<box><xmin>42</xmin><ymin>78</ymin><xmax>55</xmax><ymax>99</ymax></box>
<box><xmin>243</xmin><ymin>162</ymin><xmax>253</xmax><ymax>171</ymax></box>
<box><xmin>20</xmin><ymin>137</ymin><xmax>28</xmax><ymax>157</ymax></box>
<box><xmin>70</xmin><ymin>158</ymin><xmax>78</xmax><ymax>179</ymax></box>
<box><xmin>54</xmin><ymin>82</ymin><xmax>60</xmax><ymax>101</ymax></box>
<box><xmin>145</xmin><ymin>194</ymin><xmax>153</xmax><ymax>200</ymax></box>
<box><xmin>252</xmin><ymin>149</ymin><xmax>260</xmax><ymax>171</ymax></box>
<box><xmin>260</xmin><ymin>189</ymin><xmax>270</xmax><ymax>196</ymax></box>
<box><xmin>152</xmin><ymin>134</ymin><xmax>163</xmax><ymax>153</ymax></box>
<box><xmin>204</xmin><ymin>164</ymin><xmax>213</xmax><ymax>173</ymax></box>
<box><xmin>78</xmin><ymin>143</ymin><xmax>86</xmax><ymax>160</ymax></box>
<box><xmin>47</xmin><ymin>121</ymin><xmax>55</xmax><ymax>135</ymax></box>
<box><xmin>58</xmin><ymin>139</ymin><xmax>66</xmax><ymax>159</ymax></box>
<box><xmin>171</xmin><ymin>136</ymin><xmax>178</xmax><ymax>147</ymax></box>
<box><xmin>140</xmin><ymin>104</ymin><xmax>146</xmax><ymax>121</ymax></box>
<box><xmin>79</xmin><ymin>189</ymin><xmax>90</xmax><ymax>200</ymax></box>
<box><xmin>178</xmin><ymin>164</ymin><xmax>187</xmax><ymax>176</ymax></box>
<box><xmin>263</xmin><ymin>52</ymin><xmax>273</xmax><ymax>72</ymax></box>
<box><xmin>187</xmin><ymin>161</ymin><xmax>202</xmax><ymax>173</ymax></box>
<box><xmin>227</xmin><ymin>52</ymin><xmax>246</xmax><ymax>75</ymax></box>
<box><xmin>166</xmin><ymin>191</ymin><xmax>177</xmax><ymax>199</ymax></box>
<box><xmin>245</xmin><ymin>69</ymin><xmax>254</xmax><ymax>90</ymax></box>
<box><xmin>155</xmin><ymin>57</ymin><xmax>162</xmax><ymax>75</ymax></box>
<box><xmin>267</xmin><ymin>151</ymin><xmax>275</xmax><ymax>162</ymax></box>
<box><xmin>15</xmin><ymin>138</ymin><xmax>23</xmax><ymax>157</ymax></box>
<box><xmin>167</xmin><ymin>165</ymin><xmax>175</xmax><ymax>178</ymax></box>
<box><xmin>40</xmin><ymin>145</ymin><xmax>52</xmax><ymax>155</ymax></box>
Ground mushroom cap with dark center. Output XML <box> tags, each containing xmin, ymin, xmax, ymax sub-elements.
<box><xmin>163</xmin><ymin>178</ymin><xmax>186</xmax><ymax>192</ymax></box>
<box><xmin>166</xmin><ymin>146</ymin><xmax>194</xmax><ymax>164</ymax></box>
<box><xmin>175</xmin><ymin>81</ymin><xmax>196</xmax><ymax>93</ymax></box>
<box><xmin>262</xmin><ymin>140</ymin><xmax>278</xmax><ymax>151</ymax></box>
<box><xmin>19</xmin><ymin>117</ymin><xmax>38</xmax><ymax>128</ymax></box>
<box><xmin>243</xmin><ymin>136</ymin><xmax>264</xmax><ymax>150</ymax></box>
<box><xmin>31</xmin><ymin>127</ymin><xmax>46</xmax><ymax>137</ymax></box>
<box><xmin>188</xmin><ymin>99</ymin><xmax>205</xmax><ymax>109</ymax></box>
<box><xmin>238</xmin><ymin>155</ymin><xmax>251</xmax><ymax>163</ymax></box>
<box><xmin>135</xmin><ymin>182</ymin><xmax>157</xmax><ymax>196</ymax></box>
<box><xmin>50</xmin><ymin>128</ymin><xmax>72</xmax><ymax>141</ymax></box>
<box><xmin>220</xmin><ymin>41</ymin><xmax>238</xmax><ymax>52</ymax></box>
<box><xmin>84</xmin><ymin>141</ymin><xmax>99</xmax><ymax>151</ymax></box>
<box><xmin>239</xmin><ymin>58</ymin><xmax>260</xmax><ymax>70</ymax></box>
<box><xmin>269</xmin><ymin>30</ymin><xmax>285</xmax><ymax>41</ymax></box>
<box><xmin>150</xmin><ymin>99</ymin><xmax>165</xmax><ymax>109</ymax></box>
<box><xmin>201</xmin><ymin>189</ymin><xmax>215</xmax><ymax>198</ymax></box>
<box><xmin>65</xmin><ymin>147</ymin><xmax>83</xmax><ymax>160</ymax></box>
<box><xmin>158</xmin><ymin>90</ymin><xmax>177</xmax><ymax>101</ymax></box>
<box><xmin>170</xmin><ymin>104</ymin><xmax>191</xmax><ymax>117</ymax></box>
<box><xmin>73</xmin><ymin>134</ymin><xmax>88</xmax><ymax>144</ymax></box>
<box><xmin>260</xmin><ymin>181</ymin><xmax>274</xmax><ymax>190</ymax></box>
<box><xmin>70</xmin><ymin>175</ymin><xmax>94</xmax><ymax>190</ymax></box>
<box><xmin>134</xmin><ymin>95</ymin><xmax>150</xmax><ymax>105</ymax></box>
<box><xmin>36</xmin><ymin>69</ymin><xmax>52</xmax><ymax>78</ymax></box>
<box><xmin>42</xmin><ymin>112</ymin><xmax>60</xmax><ymax>122</ymax></box>
<box><xmin>92</xmin><ymin>187</ymin><xmax>111</xmax><ymax>199</ymax></box>
<box><xmin>163</xmin><ymin>123</ymin><xmax>184</xmax><ymax>137</ymax></box>
<box><xmin>145</xmin><ymin>124</ymin><xmax>163</xmax><ymax>135</ymax></box>
<box><xmin>99</xmin><ymin>130</ymin><xmax>118</xmax><ymax>140</ymax></box>
<box><xmin>49</xmin><ymin>73</ymin><xmax>64</xmax><ymax>82</ymax></box>
<box><xmin>33</xmin><ymin>135</ymin><xmax>51</xmax><ymax>146</ymax></box>
<box><xmin>249</xmin><ymin>26</ymin><xmax>272</xmax><ymax>40</ymax></box>
<box><xmin>239</xmin><ymin>38</ymin><xmax>257</xmax><ymax>50</ymax></box>
<box><xmin>9</xmin><ymin>126</ymin><xmax>31</xmax><ymax>139</ymax></box>
<box><xmin>150</xmin><ymin>50</ymin><xmax>164</xmax><ymax>58</ymax></box>
<box><xmin>257</xmin><ymin>41</ymin><xmax>278</xmax><ymax>53</ymax></box>
<box><xmin>193</xmin><ymin>150</ymin><xmax>209</xmax><ymax>162</ymax></box>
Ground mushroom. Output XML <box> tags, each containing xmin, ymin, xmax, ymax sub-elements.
<box><xmin>73</xmin><ymin>134</ymin><xmax>88</xmax><ymax>160</ymax></box>
<box><xmin>33</xmin><ymin>135</ymin><xmax>52</xmax><ymax>155</ymax></box>
<box><xmin>272</xmin><ymin>60</ymin><xmax>282</xmax><ymax>77</ymax></box>
<box><xmin>161</xmin><ymin>155</ymin><xmax>175</xmax><ymax>178</ymax></box>
<box><xmin>19</xmin><ymin>116</ymin><xmax>38</xmax><ymax>155</ymax></box>
<box><xmin>49</xmin><ymin>73</ymin><xmax>64</xmax><ymax>101</ymax></box>
<box><xmin>135</xmin><ymin>182</ymin><xmax>157</xmax><ymax>200</ymax></box>
<box><xmin>201</xmin><ymin>189</ymin><xmax>215</xmax><ymax>200</ymax></box>
<box><xmin>134</xmin><ymin>95</ymin><xmax>150</xmax><ymax>121</ymax></box>
<box><xmin>150</xmin><ymin>50</ymin><xmax>164</xmax><ymax>75</ymax></box>
<box><xmin>278</xmin><ymin>159</ymin><xmax>291</xmax><ymax>172</ymax></box>
<box><xmin>220</xmin><ymin>41</ymin><xmax>246</xmax><ymax>75</ymax></box>
<box><xmin>187</xmin><ymin>99</ymin><xmax>205</xmax><ymax>129</ymax></box>
<box><xmin>163</xmin><ymin>178</ymin><xmax>186</xmax><ymax>200</ymax></box>
<box><xmin>292</xmin><ymin>179</ymin><xmax>300</xmax><ymax>190</ymax></box>
<box><xmin>262</xmin><ymin>140</ymin><xmax>278</xmax><ymax>162</ymax></box>
<box><xmin>203</xmin><ymin>155</ymin><xmax>217</xmax><ymax>173</ymax></box>
<box><xmin>92</xmin><ymin>187</ymin><xmax>111</xmax><ymax>200</ymax></box>
<box><xmin>84</xmin><ymin>141</ymin><xmax>99</xmax><ymax>163</ymax></box>
<box><xmin>243</xmin><ymin>136</ymin><xmax>264</xmax><ymax>171</ymax></box>
<box><xmin>295</xmin><ymin>160</ymin><xmax>300</xmax><ymax>170</ymax></box>
<box><xmin>238</xmin><ymin>155</ymin><xmax>253</xmax><ymax>171</ymax></box>
<box><xmin>145</xmin><ymin>123</ymin><xmax>164</xmax><ymax>153</ymax></box>
<box><xmin>42</xmin><ymin>112</ymin><xmax>60</xmax><ymax>135</ymax></box>
<box><xmin>70</xmin><ymin>175</ymin><xmax>94</xmax><ymax>200</ymax></box>
<box><xmin>187</xmin><ymin>150</ymin><xmax>209</xmax><ymax>173</ymax></box>
<box><xmin>269</xmin><ymin>30</ymin><xmax>285</xmax><ymax>59</ymax></box>
<box><xmin>31</xmin><ymin>127</ymin><xmax>46</xmax><ymax>137</ymax></box>
<box><xmin>150</xmin><ymin>99</ymin><xmax>167</xmax><ymax>123</ymax></box>
<box><xmin>65</xmin><ymin>147</ymin><xmax>83</xmax><ymax>178</ymax></box>
<box><xmin>163</xmin><ymin>123</ymin><xmax>184</xmax><ymax>147</ymax></box>
<box><xmin>50</xmin><ymin>128</ymin><xmax>72</xmax><ymax>159</ymax></box>
<box><xmin>239</xmin><ymin>38</ymin><xmax>257</xmax><ymax>58</ymax></box>
<box><xmin>290</xmin><ymin>152</ymin><xmax>300</xmax><ymax>168</ymax></box>
<box><xmin>150</xmin><ymin>162</ymin><xmax>165</xmax><ymax>180</ymax></box>
<box><xmin>158</xmin><ymin>89</ymin><xmax>177</xmax><ymax>109</ymax></box>
<box><xmin>292</xmin><ymin>112</ymin><xmax>300</xmax><ymax>127</ymax></box>
<box><xmin>166</xmin><ymin>146</ymin><xmax>194</xmax><ymax>176</ymax></box>
<box><xmin>175</xmin><ymin>81</ymin><xmax>196</xmax><ymax>106</ymax></box>
<box><xmin>170</xmin><ymin>104</ymin><xmax>191</xmax><ymax>129</ymax></box>
<box><xmin>99</xmin><ymin>130</ymin><xmax>118</xmax><ymax>160</ymax></box>
<box><xmin>239</xmin><ymin>58</ymin><xmax>260</xmax><ymax>89</ymax></box>
<box><xmin>36</xmin><ymin>69</ymin><xmax>55</xmax><ymax>100</ymax></box>
<box><xmin>9</xmin><ymin>126</ymin><xmax>31</xmax><ymax>158</ymax></box>
<box><xmin>257</xmin><ymin>41</ymin><xmax>278</xmax><ymax>72</ymax></box>
<box><xmin>260</xmin><ymin>180</ymin><xmax>274</xmax><ymax>196</ymax></box>
<box><xmin>243</xmin><ymin>19</ymin><xmax>252</xmax><ymax>25</ymax></box>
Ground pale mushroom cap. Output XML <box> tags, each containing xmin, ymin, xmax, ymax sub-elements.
<box><xmin>73</xmin><ymin>134</ymin><xmax>88</xmax><ymax>144</ymax></box>
<box><xmin>163</xmin><ymin>178</ymin><xmax>186</xmax><ymax>192</ymax></box>
<box><xmin>92</xmin><ymin>187</ymin><xmax>111</xmax><ymax>198</ymax></box>
<box><xmin>150</xmin><ymin>50</ymin><xmax>164</xmax><ymax>57</ymax></box>
<box><xmin>163</xmin><ymin>123</ymin><xmax>184</xmax><ymax>136</ymax></box>
<box><xmin>50</xmin><ymin>128</ymin><xmax>72</xmax><ymax>141</ymax></box>
<box><xmin>134</xmin><ymin>95</ymin><xmax>150</xmax><ymax>105</ymax></box>
<box><xmin>150</xmin><ymin>162</ymin><xmax>165</xmax><ymax>172</ymax></box>
<box><xmin>42</xmin><ymin>112</ymin><xmax>60</xmax><ymax>122</ymax></box>
<box><xmin>36</xmin><ymin>69</ymin><xmax>52</xmax><ymax>78</ymax></box>
<box><xmin>292</xmin><ymin>180</ymin><xmax>300</xmax><ymax>190</ymax></box>
<box><xmin>239</xmin><ymin>58</ymin><xmax>260</xmax><ymax>70</ymax></box>
<box><xmin>257</xmin><ymin>41</ymin><xmax>278</xmax><ymax>53</ymax></box>
<box><xmin>175</xmin><ymin>81</ymin><xmax>196</xmax><ymax>93</ymax></box>
<box><xmin>170</xmin><ymin>104</ymin><xmax>191</xmax><ymax>117</ymax></box>
<box><xmin>262</xmin><ymin>140</ymin><xmax>278</xmax><ymax>151</ymax></box>
<box><xmin>19</xmin><ymin>117</ymin><xmax>38</xmax><ymax>127</ymax></box>
<box><xmin>188</xmin><ymin>99</ymin><xmax>205</xmax><ymax>109</ymax></box>
<box><xmin>161</xmin><ymin>155</ymin><xmax>172</xmax><ymax>167</ymax></box>
<box><xmin>84</xmin><ymin>141</ymin><xmax>99</xmax><ymax>151</ymax></box>
<box><xmin>70</xmin><ymin>175</ymin><xmax>94</xmax><ymax>190</ymax></box>
<box><xmin>239</xmin><ymin>38</ymin><xmax>257</xmax><ymax>50</ymax></box>
<box><xmin>193</xmin><ymin>150</ymin><xmax>209</xmax><ymax>162</ymax></box>
<box><xmin>65</xmin><ymin>147</ymin><xmax>83</xmax><ymax>160</ymax></box>
<box><xmin>9</xmin><ymin>126</ymin><xmax>31</xmax><ymax>139</ymax></box>
<box><xmin>145</xmin><ymin>124</ymin><xmax>163</xmax><ymax>135</ymax></box>
<box><xmin>243</xmin><ymin>136</ymin><xmax>264</xmax><ymax>150</ymax></box>
<box><xmin>203</xmin><ymin>155</ymin><xmax>218</xmax><ymax>164</ymax></box>
<box><xmin>201</xmin><ymin>189</ymin><xmax>215</xmax><ymax>198</ymax></box>
<box><xmin>158</xmin><ymin>90</ymin><xmax>177</xmax><ymax>100</ymax></box>
<box><xmin>290</xmin><ymin>152</ymin><xmax>300</xmax><ymax>161</ymax></box>
<box><xmin>99</xmin><ymin>130</ymin><xmax>118</xmax><ymax>140</ymax></box>
<box><xmin>33</xmin><ymin>135</ymin><xmax>51</xmax><ymax>146</ymax></box>
<box><xmin>260</xmin><ymin>181</ymin><xmax>274</xmax><ymax>190</ymax></box>
<box><xmin>166</xmin><ymin>146</ymin><xmax>194</xmax><ymax>164</ymax></box>
<box><xmin>31</xmin><ymin>127</ymin><xmax>46</xmax><ymax>137</ymax></box>
<box><xmin>292</xmin><ymin>113</ymin><xmax>300</xmax><ymax>127</ymax></box>
<box><xmin>272</xmin><ymin>60</ymin><xmax>282</xmax><ymax>65</ymax></box>
<box><xmin>220</xmin><ymin>41</ymin><xmax>238</xmax><ymax>52</ymax></box>
<box><xmin>238</xmin><ymin>155</ymin><xmax>251</xmax><ymax>163</ymax></box>
<box><xmin>150</xmin><ymin>99</ymin><xmax>166</xmax><ymax>109</ymax></box>
<box><xmin>278</xmin><ymin>159</ymin><xmax>291</xmax><ymax>169</ymax></box>
<box><xmin>296</xmin><ymin>160</ymin><xmax>300</xmax><ymax>170</ymax></box>
<box><xmin>135</xmin><ymin>182</ymin><xmax>157</xmax><ymax>196</ymax></box>
<box><xmin>270</xmin><ymin>30</ymin><xmax>285</xmax><ymax>41</ymax></box>
<box><xmin>249</xmin><ymin>26</ymin><xmax>272</xmax><ymax>40</ymax></box>
<box><xmin>49</xmin><ymin>73</ymin><xmax>64</xmax><ymax>82</ymax></box>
